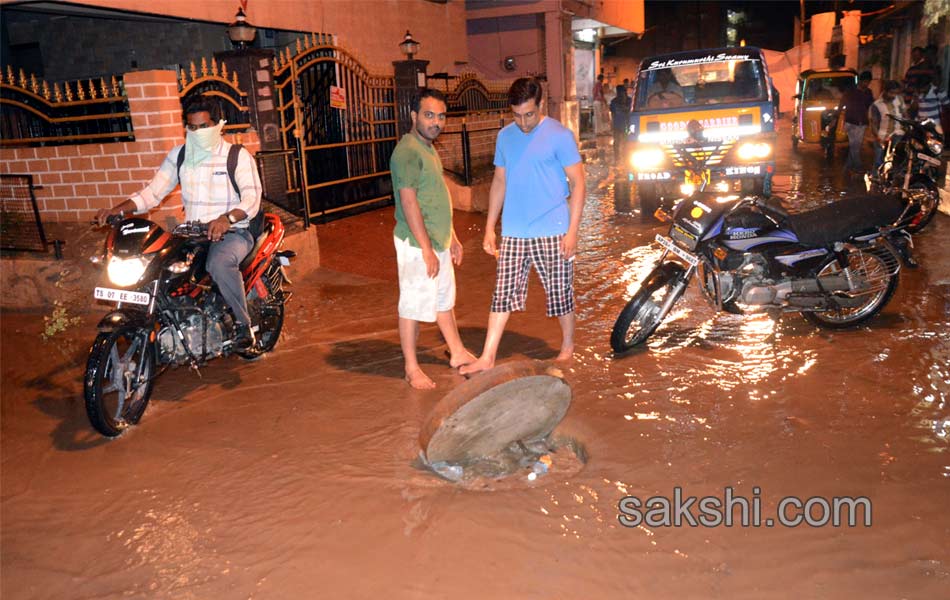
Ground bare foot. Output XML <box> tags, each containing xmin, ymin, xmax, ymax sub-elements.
<box><xmin>554</xmin><ymin>347</ymin><xmax>575</xmax><ymax>363</ymax></box>
<box><xmin>449</xmin><ymin>349</ymin><xmax>478</xmax><ymax>369</ymax></box>
<box><xmin>405</xmin><ymin>368</ymin><xmax>436</xmax><ymax>390</ymax></box>
<box><xmin>458</xmin><ymin>357</ymin><xmax>494</xmax><ymax>376</ymax></box>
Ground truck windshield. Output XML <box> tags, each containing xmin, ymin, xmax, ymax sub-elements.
<box><xmin>635</xmin><ymin>58</ymin><xmax>768</xmax><ymax>111</ymax></box>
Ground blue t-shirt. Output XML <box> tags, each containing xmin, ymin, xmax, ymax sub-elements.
<box><xmin>493</xmin><ymin>117</ymin><xmax>581</xmax><ymax>238</ymax></box>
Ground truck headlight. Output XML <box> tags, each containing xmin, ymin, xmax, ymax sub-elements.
<box><xmin>737</xmin><ymin>142</ymin><xmax>772</xmax><ymax>160</ymax></box>
<box><xmin>630</xmin><ymin>147</ymin><xmax>665</xmax><ymax>171</ymax></box>
<box><xmin>107</xmin><ymin>256</ymin><xmax>152</xmax><ymax>287</ymax></box>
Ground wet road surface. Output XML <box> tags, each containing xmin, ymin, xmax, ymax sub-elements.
<box><xmin>2</xmin><ymin>118</ymin><xmax>949</xmax><ymax>599</ymax></box>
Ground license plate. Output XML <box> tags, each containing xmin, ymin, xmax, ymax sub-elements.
<box><xmin>685</xmin><ymin>169</ymin><xmax>710</xmax><ymax>185</ymax></box>
<box><xmin>917</xmin><ymin>153</ymin><xmax>940</xmax><ymax>166</ymax></box>
<box><xmin>94</xmin><ymin>287</ymin><xmax>150</xmax><ymax>305</ymax></box>
<box><xmin>670</xmin><ymin>224</ymin><xmax>699</xmax><ymax>250</ymax></box>
<box><xmin>656</xmin><ymin>234</ymin><xmax>699</xmax><ymax>267</ymax></box>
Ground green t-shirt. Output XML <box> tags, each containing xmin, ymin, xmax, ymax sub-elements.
<box><xmin>390</xmin><ymin>133</ymin><xmax>452</xmax><ymax>251</ymax></box>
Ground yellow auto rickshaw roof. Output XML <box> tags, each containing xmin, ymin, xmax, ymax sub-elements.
<box><xmin>798</xmin><ymin>69</ymin><xmax>858</xmax><ymax>80</ymax></box>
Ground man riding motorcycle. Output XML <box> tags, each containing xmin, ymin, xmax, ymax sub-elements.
<box><xmin>96</xmin><ymin>98</ymin><xmax>261</xmax><ymax>350</ymax></box>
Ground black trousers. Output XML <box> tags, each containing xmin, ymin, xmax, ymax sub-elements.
<box><xmin>613</xmin><ymin>130</ymin><xmax>626</xmax><ymax>162</ymax></box>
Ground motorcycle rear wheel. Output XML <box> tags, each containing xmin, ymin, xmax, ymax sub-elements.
<box><xmin>803</xmin><ymin>248</ymin><xmax>899</xmax><ymax>329</ymax></box>
<box><xmin>237</xmin><ymin>272</ymin><xmax>285</xmax><ymax>359</ymax></box>
<box><xmin>611</xmin><ymin>262</ymin><xmax>687</xmax><ymax>352</ymax></box>
<box><xmin>84</xmin><ymin>326</ymin><xmax>155</xmax><ymax>437</ymax></box>
<box><xmin>904</xmin><ymin>177</ymin><xmax>940</xmax><ymax>234</ymax></box>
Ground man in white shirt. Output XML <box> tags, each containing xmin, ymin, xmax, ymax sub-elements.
<box><xmin>97</xmin><ymin>100</ymin><xmax>263</xmax><ymax>349</ymax></box>
<box><xmin>869</xmin><ymin>80</ymin><xmax>907</xmax><ymax>169</ymax></box>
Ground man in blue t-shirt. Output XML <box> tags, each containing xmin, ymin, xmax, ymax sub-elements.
<box><xmin>461</xmin><ymin>77</ymin><xmax>586</xmax><ymax>375</ymax></box>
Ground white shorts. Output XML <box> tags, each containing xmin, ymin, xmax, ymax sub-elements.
<box><xmin>394</xmin><ymin>235</ymin><xmax>456</xmax><ymax>322</ymax></box>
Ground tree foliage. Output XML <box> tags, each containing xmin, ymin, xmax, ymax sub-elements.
<box><xmin>923</xmin><ymin>0</ymin><xmax>950</xmax><ymax>27</ymax></box>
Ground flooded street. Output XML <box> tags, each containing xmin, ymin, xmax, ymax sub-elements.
<box><xmin>3</xmin><ymin>120</ymin><xmax>949</xmax><ymax>599</ymax></box>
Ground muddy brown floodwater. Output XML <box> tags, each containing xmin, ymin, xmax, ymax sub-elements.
<box><xmin>3</xmin><ymin>120</ymin><xmax>949</xmax><ymax>599</ymax></box>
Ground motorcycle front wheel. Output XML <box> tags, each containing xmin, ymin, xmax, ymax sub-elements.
<box><xmin>803</xmin><ymin>248</ymin><xmax>899</xmax><ymax>329</ymax></box>
<box><xmin>610</xmin><ymin>262</ymin><xmax>687</xmax><ymax>352</ymax></box>
<box><xmin>904</xmin><ymin>177</ymin><xmax>940</xmax><ymax>234</ymax></box>
<box><xmin>84</xmin><ymin>326</ymin><xmax>156</xmax><ymax>437</ymax></box>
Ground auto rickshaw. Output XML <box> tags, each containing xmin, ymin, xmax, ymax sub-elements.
<box><xmin>791</xmin><ymin>69</ymin><xmax>857</xmax><ymax>158</ymax></box>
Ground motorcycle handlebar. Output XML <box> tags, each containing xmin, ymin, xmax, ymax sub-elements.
<box><xmin>171</xmin><ymin>221</ymin><xmax>211</xmax><ymax>238</ymax></box>
<box><xmin>888</xmin><ymin>114</ymin><xmax>937</xmax><ymax>130</ymax></box>
<box><xmin>94</xmin><ymin>215</ymin><xmax>212</xmax><ymax>238</ymax></box>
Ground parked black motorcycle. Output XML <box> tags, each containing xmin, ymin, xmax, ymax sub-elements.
<box><xmin>610</xmin><ymin>192</ymin><xmax>907</xmax><ymax>352</ymax></box>
<box><xmin>865</xmin><ymin>115</ymin><xmax>943</xmax><ymax>233</ymax></box>
<box><xmin>84</xmin><ymin>213</ymin><xmax>294</xmax><ymax>436</ymax></box>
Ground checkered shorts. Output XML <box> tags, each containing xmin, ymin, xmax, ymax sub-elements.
<box><xmin>490</xmin><ymin>235</ymin><xmax>575</xmax><ymax>317</ymax></box>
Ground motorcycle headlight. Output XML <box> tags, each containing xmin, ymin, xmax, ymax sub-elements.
<box><xmin>737</xmin><ymin>142</ymin><xmax>772</xmax><ymax>160</ymax></box>
<box><xmin>926</xmin><ymin>137</ymin><xmax>943</xmax><ymax>155</ymax></box>
<box><xmin>630</xmin><ymin>147</ymin><xmax>665</xmax><ymax>171</ymax></box>
<box><xmin>107</xmin><ymin>255</ymin><xmax>152</xmax><ymax>287</ymax></box>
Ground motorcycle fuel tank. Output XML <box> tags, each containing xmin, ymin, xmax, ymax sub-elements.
<box><xmin>111</xmin><ymin>218</ymin><xmax>169</xmax><ymax>257</ymax></box>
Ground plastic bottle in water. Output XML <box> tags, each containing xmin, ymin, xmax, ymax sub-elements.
<box><xmin>430</xmin><ymin>461</ymin><xmax>464</xmax><ymax>482</ymax></box>
<box><xmin>527</xmin><ymin>460</ymin><xmax>549</xmax><ymax>481</ymax></box>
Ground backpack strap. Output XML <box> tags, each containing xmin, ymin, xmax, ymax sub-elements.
<box><xmin>227</xmin><ymin>143</ymin><xmax>242</xmax><ymax>196</ymax></box>
<box><xmin>176</xmin><ymin>144</ymin><xmax>186</xmax><ymax>183</ymax></box>
<box><xmin>229</xmin><ymin>143</ymin><xmax>264</xmax><ymax>236</ymax></box>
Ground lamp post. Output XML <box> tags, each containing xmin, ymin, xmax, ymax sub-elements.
<box><xmin>399</xmin><ymin>30</ymin><xmax>420</xmax><ymax>60</ymax></box>
<box><xmin>217</xmin><ymin>8</ymin><xmax>290</xmax><ymax>212</ymax></box>
<box><xmin>227</xmin><ymin>7</ymin><xmax>257</xmax><ymax>49</ymax></box>
<box><xmin>393</xmin><ymin>30</ymin><xmax>429</xmax><ymax>136</ymax></box>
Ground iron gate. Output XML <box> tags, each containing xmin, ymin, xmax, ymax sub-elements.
<box><xmin>273</xmin><ymin>35</ymin><xmax>397</xmax><ymax>223</ymax></box>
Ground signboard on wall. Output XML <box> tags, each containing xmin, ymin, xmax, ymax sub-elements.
<box><xmin>330</xmin><ymin>85</ymin><xmax>346</xmax><ymax>109</ymax></box>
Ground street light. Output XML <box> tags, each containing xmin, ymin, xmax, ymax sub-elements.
<box><xmin>399</xmin><ymin>30</ymin><xmax>420</xmax><ymax>60</ymax></box>
<box><xmin>227</xmin><ymin>7</ymin><xmax>257</xmax><ymax>49</ymax></box>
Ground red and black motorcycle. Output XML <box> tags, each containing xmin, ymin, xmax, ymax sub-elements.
<box><xmin>84</xmin><ymin>212</ymin><xmax>294</xmax><ymax>437</ymax></box>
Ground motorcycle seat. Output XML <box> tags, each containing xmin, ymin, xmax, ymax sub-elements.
<box><xmin>239</xmin><ymin>219</ymin><xmax>275</xmax><ymax>271</ymax></box>
<box><xmin>783</xmin><ymin>194</ymin><xmax>904</xmax><ymax>246</ymax></box>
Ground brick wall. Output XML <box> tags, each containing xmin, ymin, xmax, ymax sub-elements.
<box><xmin>436</xmin><ymin>110</ymin><xmax>508</xmax><ymax>177</ymax></box>
<box><xmin>0</xmin><ymin>69</ymin><xmax>260</xmax><ymax>223</ymax></box>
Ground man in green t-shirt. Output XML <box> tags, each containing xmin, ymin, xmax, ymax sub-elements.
<box><xmin>390</xmin><ymin>88</ymin><xmax>475</xmax><ymax>389</ymax></box>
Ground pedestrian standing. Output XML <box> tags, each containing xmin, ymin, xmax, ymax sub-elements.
<box><xmin>904</xmin><ymin>46</ymin><xmax>936</xmax><ymax>90</ymax></box>
<box><xmin>837</xmin><ymin>71</ymin><xmax>874</xmax><ymax>174</ymax></box>
<box><xmin>593</xmin><ymin>73</ymin><xmax>608</xmax><ymax>134</ymax></box>
<box><xmin>916</xmin><ymin>75</ymin><xmax>949</xmax><ymax>136</ymax></box>
<box><xmin>461</xmin><ymin>77</ymin><xmax>585</xmax><ymax>375</ymax></box>
<box><xmin>869</xmin><ymin>80</ymin><xmax>907</xmax><ymax>169</ymax></box>
<box><xmin>609</xmin><ymin>84</ymin><xmax>632</xmax><ymax>163</ymax></box>
<box><xmin>389</xmin><ymin>88</ymin><xmax>475</xmax><ymax>389</ymax></box>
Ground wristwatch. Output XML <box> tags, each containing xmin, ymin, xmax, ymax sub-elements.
<box><xmin>226</xmin><ymin>211</ymin><xmax>238</xmax><ymax>224</ymax></box>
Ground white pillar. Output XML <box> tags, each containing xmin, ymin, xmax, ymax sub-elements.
<box><xmin>810</xmin><ymin>11</ymin><xmax>836</xmax><ymax>71</ymax></box>
<box><xmin>841</xmin><ymin>10</ymin><xmax>861</xmax><ymax>71</ymax></box>
<box><xmin>545</xmin><ymin>9</ymin><xmax>565</xmax><ymax>124</ymax></box>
